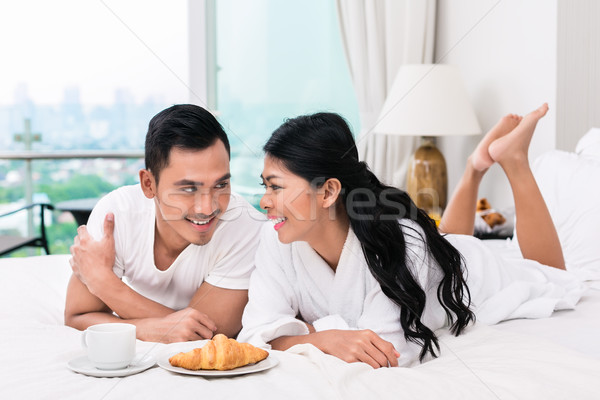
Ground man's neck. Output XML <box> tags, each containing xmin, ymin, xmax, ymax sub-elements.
<box><xmin>153</xmin><ymin>220</ymin><xmax>189</xmax><ymax>271</ymax></box>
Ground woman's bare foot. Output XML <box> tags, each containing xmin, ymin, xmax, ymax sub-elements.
<box><xmin>488</xmin><ymin>103</ymin><xmax>549</xmax><ymax>168</ymax></box>
<box><xmin>471</xmin><ymin>114</ymin><xmax>522</xmax><ymax>171</ymax></box>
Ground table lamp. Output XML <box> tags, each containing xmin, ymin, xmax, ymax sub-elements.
<box><xmin>372</xmin><ymin>64</ymin><xmax>481</xmax><ymax>221</ymax></box>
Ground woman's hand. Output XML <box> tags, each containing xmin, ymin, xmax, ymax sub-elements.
<box><xmin>314</xmin><ymin>329</ymin><xmax>400</xmax><ymax>368</ymax></box>
<box><xmin>270</xmin><ymin>329</ymin><xmax>400</xmax><ymax>369</ymax></box>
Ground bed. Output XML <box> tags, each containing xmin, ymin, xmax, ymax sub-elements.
<box><xmin>2</xmin><ymin>129</ymin><xmax>600</xmax><ymax>399</ymax></box>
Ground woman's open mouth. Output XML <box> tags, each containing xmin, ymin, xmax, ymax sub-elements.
<box><xmin>269</xmin><ymin>216</ymin><xmax>287</xmax><ymax>231</ymax></box>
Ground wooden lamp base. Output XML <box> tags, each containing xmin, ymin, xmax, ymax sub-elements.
<box><xmin>406</xmin><ymin>137</ymin><xmax>447</xmax><ymax>220</ymax></box>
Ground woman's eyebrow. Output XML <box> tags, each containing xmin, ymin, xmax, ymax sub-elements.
<box><xmin>260</xmin><ymin>174</ymin><xmax>280</xmax><ymax>181</ymax></box>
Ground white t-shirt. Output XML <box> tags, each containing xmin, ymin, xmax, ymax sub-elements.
<box><xmin>86</xmin><ymin>184</ymin><xmax>265</xmax><ymax>310</ymax></box>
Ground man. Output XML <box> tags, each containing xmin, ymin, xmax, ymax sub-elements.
<box><xmin>65</xmin><ymin>104</ymin><xmax>264</xmax><ymax>343</ymax></box>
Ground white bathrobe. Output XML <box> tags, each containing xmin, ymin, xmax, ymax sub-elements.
<box><xmin>238</xmin><ymin>220</ymin><xmax>584</xmax><ymax>367</ymax></box>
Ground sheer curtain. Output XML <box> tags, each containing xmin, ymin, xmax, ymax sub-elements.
<box><xmin>335</xmin><ymin>0</ymin><xmax>436</xmax><ymax>188</ymax></box>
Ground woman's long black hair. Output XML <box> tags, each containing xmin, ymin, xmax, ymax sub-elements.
<box><xmin>264</xmin><ymin>112</ymin><xmax>475</xmax><ymax>361</ymax></box>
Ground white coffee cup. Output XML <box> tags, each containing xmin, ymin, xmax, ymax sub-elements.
<box><xmin>81</xmin><ymin>323</ymin><xmax>136</xmax><ymax>370</ymax></box>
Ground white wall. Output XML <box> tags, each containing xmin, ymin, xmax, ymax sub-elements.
<box><xmin>435</xmin><ymin>0</ymin><xmax>558</xmax><ymax>210</ymax></box>
<box><xmin>557</xmin><ymin>0</ymin><xmax>600</xmax><ymax>152</ymax></box>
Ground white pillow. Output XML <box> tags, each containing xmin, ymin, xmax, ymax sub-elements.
<box><xmin>0</xmin><ymin>254</ymin><xmax>71</xmax><ymax>325</ymax></box>
<box><xmin>530</xmin><ymin>150</ymin><xmax>600</xmax><ymax>280</ymax></box>
<box><xmin>575</xmin><ymin>127</ymin><xmax>600</xmax><ymax>158</ymax></box>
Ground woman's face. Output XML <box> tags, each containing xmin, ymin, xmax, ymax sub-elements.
<box><xmin>259</xmin><ymin>156</ymin><xmax>324</xmax><ymax>244</ymax></box>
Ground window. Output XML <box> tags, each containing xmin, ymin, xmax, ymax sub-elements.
<box><xmin>1</xmin><ymin>0</ymin><xmax>359</xmax><ymax>254</ymax></box>
<box><xmin>0</xmin><ymin>0</ymin><xmax>188</xmax><ymax>151</ymax></box>
<box><xmin>0</xmin><ymin>0</ymin><xmax>189</xmax><ymax>254</ymax></box>
<box><xmin>214</xmin><ymin>0</ymin><xmax>360</xmax><ymax>207</ymax></box>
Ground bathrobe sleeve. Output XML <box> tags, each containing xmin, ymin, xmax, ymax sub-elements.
<box><xmin>312</xmin><ymin>315</ymin><xmax>350</xmax><ymax>331</ymax></box>
<box><xmin>238</xmin><ymin>225</ymin><xmax>309</xmax><ymax>348</ymax></box>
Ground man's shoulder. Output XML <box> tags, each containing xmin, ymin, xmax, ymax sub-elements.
<box><xmin>92</xmin><ymin>184</ymin><xmax>153</xmax><ymax>229</ymax></box>
<box><xmin>86</xmin><ymin>184</ymin><xmax>152</xmax><ymax>242</ymax></box>
<box><xmin>218</xmin><ymin>192</ymin><xmax>266</xmax><ymax>231</ymax></box>
<box><xmin>228</xmin><ymin>192</ymin><xmax>264</xmax><ymax>215</ymax></box>
<box><xmin>205</xmin><ymin>193</ymin><xmax>265</xmax><ymax>250</ymax></box>
<box><xmin>97</xmin><ymin>184</ymin><xmax>150</xmax><ymax>211</ymax></box>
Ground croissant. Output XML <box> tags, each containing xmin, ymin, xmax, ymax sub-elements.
<box><xmin>476</xmin><ymin>198</ymin><xmax>506</xmax><ymax>228</ymax></box>
<box><xmin>476</xmin><ymin>198</ymin><xmax>492</xmax><ymax>212</ymax></box>
<box><xmin>168</xmin><ymin>334</ymin><xmax>269</xmax><ymax>371</ymax></box>
<box><xmin>482</xmin><ymin>212</ymin><xmax>506</xmax><ymax>228</ymax></box>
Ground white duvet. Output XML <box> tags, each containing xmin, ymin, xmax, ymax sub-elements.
<box><xmin>1</xmin><ymin>255</ymin><xmax>600</xmax><ymax>399</ymax></box>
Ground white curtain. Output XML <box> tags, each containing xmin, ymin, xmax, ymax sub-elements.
<box><xmin>336</xmin><ymin>0</ymin><xmax>436</xmax><ymax>188</ymax></box>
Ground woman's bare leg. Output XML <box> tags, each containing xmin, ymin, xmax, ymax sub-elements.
<box><xmin>439</xmin><ymin>114</ymin><xmax>521</xmax><ymax>234</ymax></box>
<box><xmin>488</xmin><ymin>103</ymin><xmax>565</xmax><ymax>270</ymax></box>
<box><xmin>438</xmin><ymin>161</ymin><xmax>484</xmax><ymax>235</ymax></box>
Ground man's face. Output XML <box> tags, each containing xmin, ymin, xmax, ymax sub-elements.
<box><xmin>142</xmin><ymin>140</ymin><xmax>231</xmax><ymax>250</ymax></box>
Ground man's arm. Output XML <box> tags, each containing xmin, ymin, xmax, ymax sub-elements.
<box><xmin>67</xmin><ymin>213</ymin><xmax>218</xmax><ymax>342</ymax></box>
<box><xmin>70</xmin><ymin>214</ymin><xmax>177</xmax><ymax>320</ymax></box>
<box><xmin>64</xmin><ymin>273</ymin><xmax>120</xmax><ymax>327</ymax></box>
<box><xmin>79</xmin><ymin>267</ymin><xmax>175</xmax><ymax>320</ymax></box>
<box><xmin>187</xmin><ymin>282</ymin><xmax>248</xmax><ymax>338</ymax></box>
<box><xmin>68</xmin><ymin>263</ymin><xmax>244</xmax><ymax>339</ymax></box>
<box><xmin>64</xmin><ymin>273</ymin><xmax>217</xmax><ymax>342</ymax></box>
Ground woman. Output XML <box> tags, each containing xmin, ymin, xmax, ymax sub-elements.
<box><xmin>238</xmin><ymin>104</ymin><xmax>582</xmax><ymax>368</ymax></box>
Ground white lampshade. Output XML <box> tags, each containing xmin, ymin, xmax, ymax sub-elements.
<box><xmin>373</xmin><ymin>64</ymin><xmax>481</xmax><ymax>137</ymax></box>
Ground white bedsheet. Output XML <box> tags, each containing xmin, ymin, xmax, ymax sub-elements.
<box><xmin>1</xmin><ymin>255</ymin><xmax>599</xmax><ymax>399</ymax></box>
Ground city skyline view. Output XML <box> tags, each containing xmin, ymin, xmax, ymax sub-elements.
<box><xmin>2</xmin><ymin>83</ymin><xmax>165</xmax><ymax>152</ymax></box>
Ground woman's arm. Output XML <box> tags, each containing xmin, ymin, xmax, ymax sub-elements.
<box><xmin>270</xmin><ymin>329</ymin><xmax>399</xmax><ymax>369</ymax></box>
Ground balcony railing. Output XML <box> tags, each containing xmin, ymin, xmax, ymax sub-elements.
<box><xmin>0</xmin><ymin>150</ymin><xmax>144</xmax><ymax>244</ymax></box>
<box><xmin>0</xmin><ymin>150</ymin><xmax>144</xmax><ymax>160</ymax></box>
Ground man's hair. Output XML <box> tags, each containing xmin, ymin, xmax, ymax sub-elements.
<box><xmin>144</xmin><ymin>104</ymin><xmax>230</xmax><ymax>183</ymax></box>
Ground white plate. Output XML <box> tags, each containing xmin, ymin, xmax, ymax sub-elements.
<box><xmin>67</xmin><ymin>353</ymin><xmax>156</xmax><ymax>378</ymax></box>
<box><xmin>157</xmin><ymin>341</ymin><xmax>278</xmax><ymax>377</ymax></box>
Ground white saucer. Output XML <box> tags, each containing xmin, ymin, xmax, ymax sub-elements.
<box><xmin>67</xmin><ymin>354</ymin><xmax>156</xmax><ymax>378</ymax></box>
